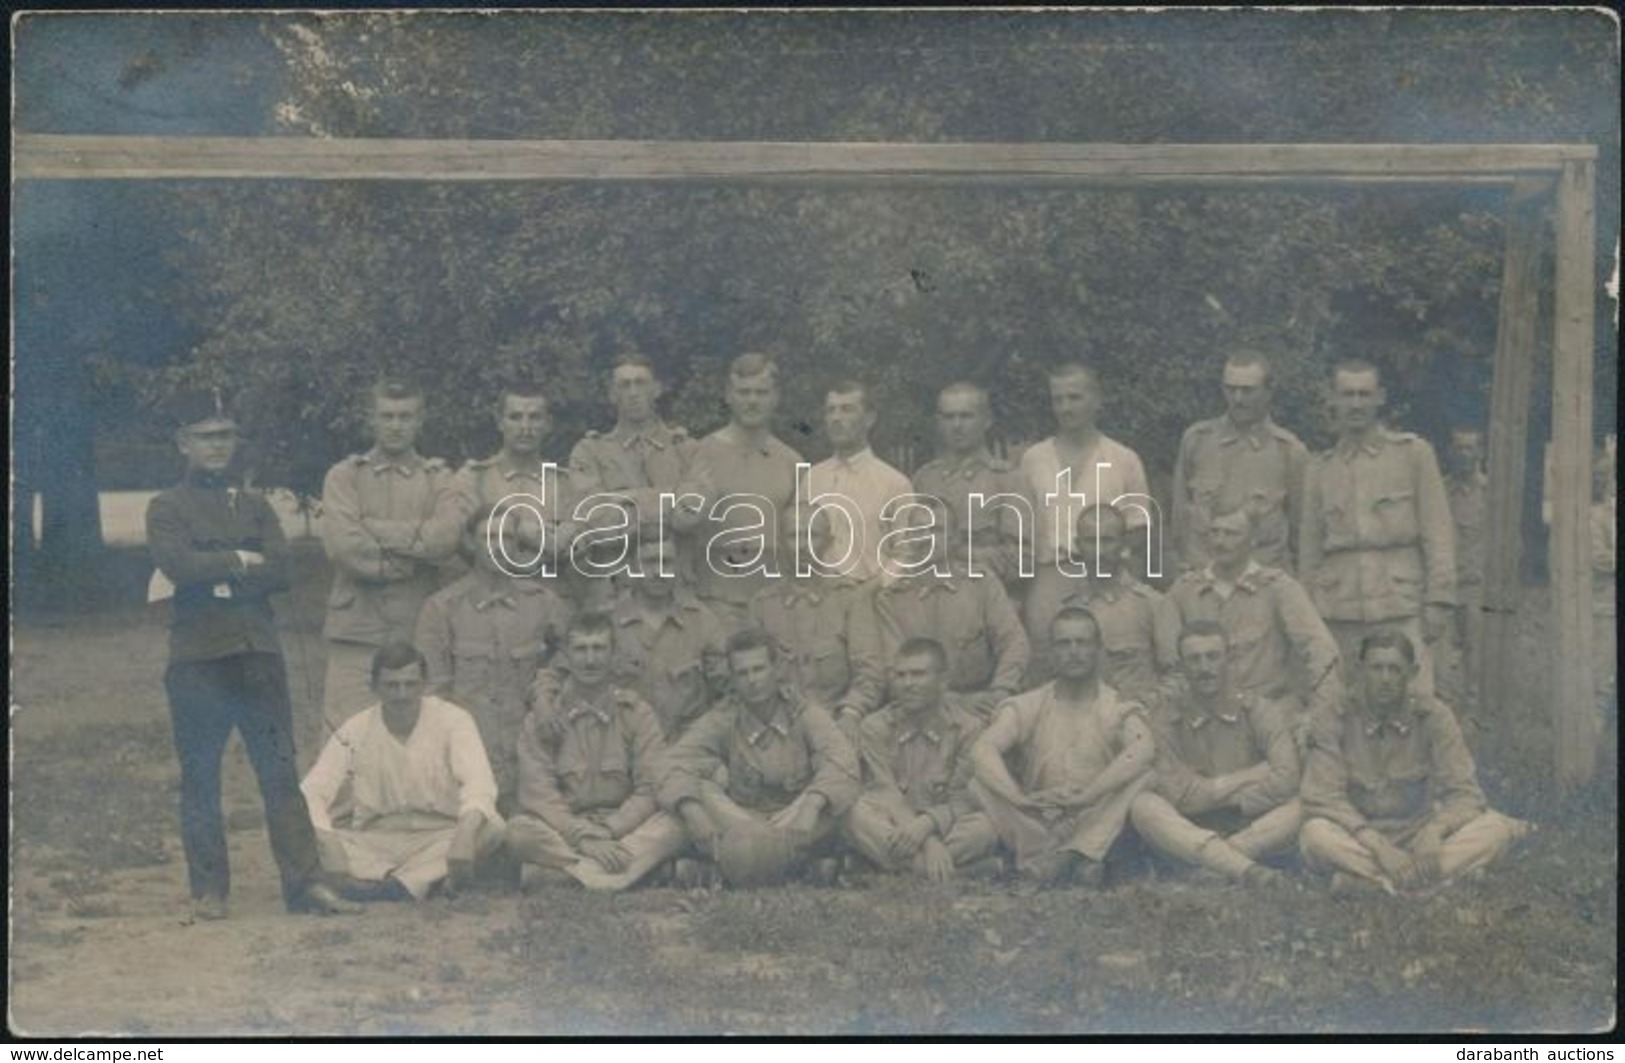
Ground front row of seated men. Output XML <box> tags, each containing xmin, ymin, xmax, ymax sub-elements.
<box><xmin>300</xmin><ymin>608</ymin><xmax>1526</xmax><ymax>902</ymax></box>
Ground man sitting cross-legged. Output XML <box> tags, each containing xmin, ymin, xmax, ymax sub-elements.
<box><xmin>844</xmin><ymin>638</ymin><xmax>999</xmax><ymax>883</ymax></box>
<box><xmin>1299</xmin><ymin>630</ymin><xmax>1528</xmax><ymax>895</ymax></box>
<box><xmin>301</xmin><ymin>641</ymin><xmax>506</xmax><ymax>902</ymax></box>
<box><xmin>658</xmin><ymin>628</ymin><xmax>862</xmax><ymax>887</ymax></box>
<box><xmin>970</xmin><ymin>607</ymin><xmax>1156</xmax><ymax>887</ymax></box>
<box><xmin>507</xmin><ymin>613</ymin><xmax>686</xmax><ymax>891</ymax></box>
<box><xmin>1129</xmin><ymin>621</ymin><xmax>1302</xmax><ymax>887</ymax></box>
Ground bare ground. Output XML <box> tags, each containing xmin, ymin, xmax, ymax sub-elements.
<box><xmin>9</xmin><ymin>544</ymin><xmax>1618</xmax><ymax>1036</ymax></box>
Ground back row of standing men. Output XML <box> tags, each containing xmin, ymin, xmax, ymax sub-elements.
<box><xmin>150</xmin><ymin>349</ymin><xmax>1514</xmax><ymax>918</ymax></box>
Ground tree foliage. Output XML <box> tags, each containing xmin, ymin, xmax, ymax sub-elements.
<box><xmin>158</xmin><ymin>11</ymin><xmax>1617</xmax><ymax>498</ymax></box>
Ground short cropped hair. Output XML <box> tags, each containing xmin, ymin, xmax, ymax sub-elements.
<box><xmin>1177</xmin><ymin>619</ymin><xmax>1229</xmax><ymax>653</ymax></box>
<box><xmin>938</xmin><ymin>381</ymin><xmax>991</xmax><ymax>415</ymax></box>
<box><xmin>369</xmin><ymin>377</ymin><xmax>425</xmax><ymax>405</ymax></box>
<box><xmin>1076</xmin><ymin>501</ymin><xmax>1127</xmax><ymax>534</ymax></box>
<box><xmin>1206</xmin><ymin>504</ymin><xmax>1256</xmax><ymax>531</ymax></box>
<box><xmin>565</xmin><ymin>611</ymin><xmax>617</xmax><ymax>646</ymax></box>
<box><xmin>1359</xmin><ymin>629</ymin><xmax>1417</xmax><ymax>665</ymax></box>
<box><xmin>495</xmin><ymin>380</ymin><xmax>550</xmax><ymax>410</ymax></box>
<box><xmin>1047</xmin><ymin>362</ymin><xmax>1100</xmax><ymax>389</ymax></box>
<box><xmin>610</xmin><ymin>351</ymin><xmax>657</xmax><ymax>379</ymax></box>
<box><xmin>1224</xmin><ymin>350</ymin><xmax>1274</xmax><ymax>385</ymax></box>
<box><xmin>826</xmin><ymin>379</ymin><xmax>871</xmax><ymax>411</ymax></box>
<box><xmin>1331</xmin><ymin>359</ymin><xmax>1381</xmax><ymax>387</ymax></box>
<box><xmin>371</xmin><ymin>641</ymin><xmax>429</xmax><ymax>687</ymax></box>
<box><xmin>729</xmin><ymin>352</ymin><xmax>780</xmax><ymax>387</ymax></box>
<box><xmin>895</xmin><ymin>637</ymin><xmax>948</xmax><ymax>673</ymax></box>
<box><xmin>726</xmin><ymin>627</ymin><xmax>779</xmax><ymax>663</ymax></box>
<box><xmin>1050</xmin><ymin>605</ymin><xmax>1102</xmax><ymax>643</ymax></box>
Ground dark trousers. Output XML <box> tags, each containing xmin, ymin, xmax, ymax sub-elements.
<box><xmin>164</xmin><ymin>652</ymin><xmax>321</xmax><ymax>907</ymax></box>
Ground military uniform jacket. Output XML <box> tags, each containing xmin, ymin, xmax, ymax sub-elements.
<box><xmin>1300</xmin><ymin>691</ymin><xmax>1486</xmax><ymax>840</ymax></box>
<box><xmin>1300</xmin><ymin>428</ymin><xmax>1456</xmax><ymax>622</ymax></box>
<box><xmin>873</xmin><ymin>567</ymin><xmax>1030</xmax><ymax>703</ymax></box>
<box><xmin>415</xmin><ymin>574</ymin><xmax>572</xmax><ymax>724</ymax></box>
<box><xmin>516</xmin><ymin>681</ymin><xmax>666</xmax><ymax>839</ymax></box>
<box><xmin>147</xmin><ymin>470</ymin><xmax>291</xmax><ymax>663</ymax></box>
<box><xmin>856</xmin><ymin>695</ymin><xmax>987</xmax><ymax>837</ymax></box>
<box><xmin>1148</xmin><ymin>684</ymin><xmax>1301</xmax><ymax>817</ymax></box>
<box><xmin>912</xmin><ymin>450</ymin><xmax>1034</xmax><ymax>587</ymax></box>
<box><xmin>421</xmin><ymin>451</ymin><xmax>584</xmax><ymax>563</ymax></box>
<box><xmin>748</xmin><ymin>577</ymin><xmax>884</xmax><ymax>715</ymax></box>
<box><xmin>1172</xmin><ymin>414</ymin><xmax>1308</xmax><ymax>571</ymax></box>
<box><xmin>1167</xmin><ymin>561</ymin><xmax>1340</xmax><ymax>708</ymax></box>
<box><xmin>320</xmin><ymin>448</ymin><xmax>452</xmax><ymax>645</ymax></box>
<box><xmin>658</xmin><ymin>687</ymin><xmax>862</xmax><ymax>817</ymax></box>
<box><xmin>606</xmin><ymin>591</ymin><xmax>729</xmax><ymax>738</ymax></box>
<box><xmin>683</xmin><ymin>426</ymin><xmax>805</xmax><ymax>608</ymax></box>
<box><xmin>568</xmin><ymin>420</ymin><xmax>698</xmax><ymax>534</ymax></box>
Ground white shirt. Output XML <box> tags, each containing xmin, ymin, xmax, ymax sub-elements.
<box><xmin>302</xmin><ymin>695</ymin><xmax>500</xmax><ymax>831</ymax></box>
<box><xmin>806</xmin><ymin>447</ymin><xmax>913</xmax><ymax>582</ymax></box>
<box><xmin>1019</xmin><ymin>434</ymin><xmax>1151</xmax><ymax>566</ymax></box>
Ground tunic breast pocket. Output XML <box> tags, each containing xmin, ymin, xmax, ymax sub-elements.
<box><xmin>1373</xmin><ymin>490</ymin><xmax>1419</xmax><ymax>544</ymax></box>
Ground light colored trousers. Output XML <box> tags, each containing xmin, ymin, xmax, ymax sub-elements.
<box><xmin>1299</xmin><ymin>811</ymin><xmax>1525</xmax><ymax>886</ymax></box>
<box><xmin>315</xmin><ymin>813</ymin><xmax>505</xmax><ymax>900</ymax></box>
<box><xmin>971</xmin><ymin>774</ymin><xmax>1148</xmax><ymax>869</ymax></box>
<box><xmin>1130</xmin><ymin>793</ymin><xmax>1303</xmax><ymax>879</ymax></box>
<box><xmin>842</xmin><ymin>792</ymin><xmax>999</xmax><ymax>873</ymax></box>
<box><xmin>506</xmin><ymin>811</ymin><xmax>687</xmax><ymax>891</ymax></box>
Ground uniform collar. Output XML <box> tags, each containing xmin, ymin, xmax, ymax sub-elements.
<box><xmin>719</xmin><ymin>424</ymin><xmax>780</xmax><ymax>457</ymax></box>
<box><xmin>360</xmin><ymin>448</ymin><xmax>425</xmax><ymax>476</ymax></box>
<box><xmin>1198</xmin><ymin>559</ymin><xmax>1264</xmax><ymax>593</ymax></box>
<box><xmin>740</xmin><ymin>690</ymin><xmax>800</xmax><ymax>745</ymax></box>
<box><xmin>941</xmin><ymin>448</ymin><xmax>995</xmax><ymax>476</ymax></box>
<box><xmin>779</xmin><ymin>579</ymin><xmax>828</xmax><ymax>606</ymax></box>
<box><xmin>610</xmin><ymin>420</ymin><xmax>668</xmax><ymax>449</ymax></box>
<box><xmin>469</xmin><ymin>582</ymin><xmax>518</xmax><ymax>611</ymax></box>
<box><xmin>1184</xmin><ymin>691</ymin><xmax>1244</xmax><ymax>730</ymax></box>
<box><xmin>1358</xmin><ymin>694</ymin><xmax>1420</xmax><ymax>737</ymax></box>
<box><xmin>621</xmin><ymin>591</ymin><xmax>696</xmax><ymax>629</ymax></box>
<box><xmin>1218</xmin><ymin>416</ymin><xmax>1275</xmax><ymax>450</ymax></box>
<box><xmin>184</xmin><ymin>469</ymin><xmax>236</xmax><ymax>490</ymax></box>
<box><xmin>561</xmin><ymin>681</ymin><xmax>616</xmax><ymax>727</ymax></box>
<box><xmin>1334</xmin><ymin>429</ymin><xmax>1388</xmax><ymax>461</ymax></box>
<box><xmin>896</xmin><ymin>704</ymin><xmax>955</xmax><ymax>746</ymax></box>
<box><xmin>827</xmin><ymin>446</ymin><xmax>876</xmax><ymax>471</ymax></box>
<box><xmin>492</xmin><ymin>453</ymin><xmax>550</xmax><ymax>482</ymax></box>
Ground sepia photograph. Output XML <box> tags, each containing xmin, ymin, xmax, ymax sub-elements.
<box><xmin>9</xmin><ymin>7</ymin><xmax>1620</xmax><ymax>1038</ymax></box>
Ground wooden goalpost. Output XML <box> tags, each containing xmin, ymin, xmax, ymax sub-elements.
<box><xmin>14</xmin><ymin>132</ymin><xmax>1604</xmax><ymax>786</ymax></box>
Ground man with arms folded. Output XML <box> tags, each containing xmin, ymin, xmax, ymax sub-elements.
<box><xmin>1299</xmin><ymin>631</ymin><xmax>1527</xmax><ymax>895</ymax></box>
<box><xmin>508</xmin><ymin>614</ymin><xmax>685</xmax><ymax>891</ymax></box>
<box><xmin>845</xmin><ymin>638</ymin><xmax>998</xmax><ymax>882</ymax></box>
<box><xmin>873</xmin><ymin>496</ymin><xmax>1030</xmax><ymax>721</ymax></box>
<box><xmin>1129</xmin><ymin>622</ymin><xmax>1300</xmax><ymax>887</ymax></box>
<box><xmin>750</xmin><ymin>509</ymin><xmax>884</xmax><ymax>728</ymax></box>
<box><xmin>1167</xmin><ymin>505</ymin><xmax>1341</xmax><ymax>733</ymax></box>
<box><xmin>658</xmin><ymin>629</ymin><xmax>862</xmax><ymax>886</ymax></box>
<box><xmin>319</xmin><ymin>378</ymin><xmax>454</xmax><ymax>733</ymax></box>
<box><xmin>1024</xmin><ymin>502</ymin><xmax>1179</xmax><ymax>701</ymax></box>
<box><xmin>1171</xmin><ymin>351</ymin><xmax>1308</xmax><ymax>573</ymax></box>
<box><xmin>415</xmin><ymin>509</ymin><xmax>574</xmax><ymax>809</ymax></box>
<box><xmin>971</xmin><ymin>607</ymin><xmax>1156</xmax><ymax>887</ymax></box>
<box><xmin>911</xmin><ymin>381</ymin><xmax>1034</xmax><ymax>597</ymax></box>
<box><xmin>302</xmin><ymin>642</ymin><xmax>505</xmax><ymax>901</ymax></box>
<box><xmin>805</xmin><ymin>379</ymin><xmax>913</xmax><ymax>587</ymax></box>
<box><xmin>147</xmin><ymin>388</ymin><xmax>354</xmax><ymax>920</ymax></box>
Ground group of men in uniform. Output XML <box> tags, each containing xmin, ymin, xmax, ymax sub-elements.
<box><xmin>147</xmin><ymin>348</ymin><xmax>1529</xmax><ymax>918</ymax></box>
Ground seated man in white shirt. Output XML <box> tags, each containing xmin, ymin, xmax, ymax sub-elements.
<box><xmin>301</xmin><ymin>641</ymin><xmax>506</xmax><ymax>901</ymax></box>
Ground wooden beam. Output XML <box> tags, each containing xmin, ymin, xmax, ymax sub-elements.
<box><xmin>1479</xmin><ymin>179</ymin><xmax>1546</xmax><ymax>725</ymax></box>
<box><xmin>1549</xmin><ymin>157</ymin><xmax>1598</xmax><ymax>791</ymax></box>
<box><xmin>12</xmin><ymin>134</ymin><xmax>1597</xmax><ymax>183</ymax></box>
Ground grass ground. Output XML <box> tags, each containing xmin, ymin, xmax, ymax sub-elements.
<box><xmin>8</xmin><ymin>543</ymin><xmax>1618</xmax><ymax>1036</ymax></box>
